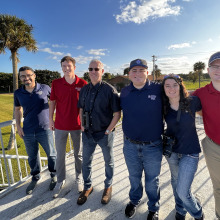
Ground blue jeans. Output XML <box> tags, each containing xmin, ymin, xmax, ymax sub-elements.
<box><xmin>123</xmin><ymin>137</ymin><xmax>163</xmax><ymax>212</ymax></box>
<box><xmin>166</xmin><ymin>152</ymin><xmax>203</xmax><ymax>218</ymax></box>
<box><xmin>23</xmin><ymin>129</ymin><xmax>56</xmax><ymax>181</ymax></box>
<box><xmin>82</xmin><ymin>131</ymin><xmax>114</xmax><ymax>190</ymax></box>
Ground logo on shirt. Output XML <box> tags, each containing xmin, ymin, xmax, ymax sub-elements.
<box><xmin>75</xmin><ymin>87</ymin><xmax>81</xmax><ymax>92</ymax></box>
<box><xmin>148</xmin><ymin>95</ymin><xmax>156</xmax><ymax>100</ymax></box>
<box><xmin>36</xmin><ymin>91</ymin><xmax>43</xmax><ymax>95</ymax></box>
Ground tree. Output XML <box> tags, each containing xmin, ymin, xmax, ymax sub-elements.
<box><xmin>103</xmin><ymin>72</ymin><xmax>114</xmax><ymax>81</ymax></box>
<box><xmin>0</xmin><ymin>14</ymin><xmax>37</xmax><ymax>92</ymax></box>
<box><xmin>193</xmin><ymin>61</ymin><xmax>205</xmax><ymax>88</ymax></box>
<box><xmin>123</xmin><ymin>67</ymin><xmax>129</xmax><ymax>75</ymax></box>
<box><xmin>0</xmin><ymin>14</ymin><xmax>37</xmax><ymax>149</ymax></box>
<box><xmin>188</xmin><ymin>71</ymin><xmax>198</xmax><ymax>83</ymax></box>
<box><xmin>35</xmin><ymin>70</ymin><xmax>61</xmax><ymax>86</ymax></box>
<box><xmin>83</xmin><ymin>72</ymin><xmax>91</xmax><ymax>83</ymax></box>
<box><xmin>0</xmin><ymin>72</ymin><xmax>13</xmax><ymax>92</ymax></box>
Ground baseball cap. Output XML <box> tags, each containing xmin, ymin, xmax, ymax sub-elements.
<box><xmin>129</xmin><ymin>59</ymin><xmax>148</xmax><ymax>70</ymax></box>
<box><xmin>208</xmin><ymin>51</ymin><xmax>220</xmax><ymax>66</ymax></box>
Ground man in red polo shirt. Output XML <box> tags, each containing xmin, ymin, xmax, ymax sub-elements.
<box><xmin>49</xmin><ymin>56</ymin><xmax>87</xmax><ymax>198</ymax></box>
<box><xmin>193</xmin><ymin>51</ymin><xmax>220</xmax><ymax>219</ymax></box>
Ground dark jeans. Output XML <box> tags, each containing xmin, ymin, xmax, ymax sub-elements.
<box><xmin>23</xmin><ymin>129</ymin><xmax>56</xmax><ymax>181</ymax></box>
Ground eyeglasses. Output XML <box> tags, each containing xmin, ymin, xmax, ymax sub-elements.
<box><xmin>164</xmin><ymin>74</ymin><xmax>180</xmax><ymax>79</ymax></box>
<box><xmin>209</xmin><ymin>65</ymin><xmax>220</xmax><ymax>70</ymax></box>
<box><xmin>88</xmin><ymin>68</ymin><xmax>101</xmax><ymax>72</ymax></box>
<box><xmin>19</xmin><ymin>73</ymin><xmax>34</xmax><ymax>79</ymax></box>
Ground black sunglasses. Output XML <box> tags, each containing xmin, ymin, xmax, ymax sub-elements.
<box><xmin>88</xmin><ymin>68</ymin><xmax>100</xmax><ymax>71</ymax></box>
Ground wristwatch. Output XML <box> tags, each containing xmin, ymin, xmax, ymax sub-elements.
<box><xmin>106</xmin><ymin>129</ymin><xmax>110</xmax><ymax>134</ymax></box>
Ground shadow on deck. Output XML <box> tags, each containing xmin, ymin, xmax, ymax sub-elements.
<box><xmin>0</xmin><ymin>126</ymin><xmax>216</xmax><ymax>220</ymax></box>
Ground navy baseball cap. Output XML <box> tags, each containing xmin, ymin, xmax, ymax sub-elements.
<box><xmin>129</xmin><ymin>59</ymin><xmax>148</xmax><ymax>70</ymax></box>
<box><xmin>208</xmin><ymin>52</ymin><xmax>220</xmax><ymax>66</ymax></box>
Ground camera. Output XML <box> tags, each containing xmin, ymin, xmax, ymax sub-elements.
<box><xmin>163</xmin><ymin>134</ymin><xmax>176</xmax><ymax>158</ymax></box>
<box><xmin>82</xmin><ymin>111</ymin><xmax>90</xmax><ymax>130</ymax></box>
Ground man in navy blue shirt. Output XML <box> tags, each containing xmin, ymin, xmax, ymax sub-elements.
<box><xmin>14</xmin><ymin>66</ymin><xmax>57</xmax><ymax>195</ymax></box>
<box><xmin>120</xmin><ymin>59</ymin><xmax>163</xmax><ymax>220</ymax></box>
<box><xmin>77</xmin><ymin>59</ymin><xmax>121</xmax><ymax>205</ymax></box>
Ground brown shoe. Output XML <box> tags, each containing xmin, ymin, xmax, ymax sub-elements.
<box><xmin>77</xmin><ymin>187</ymin><xmax>93</xmax><ymax>205</ymax></box>
<box><xmin>101</xmin><ymin>186</ymin><xmax>112</xmax><ymax>204</ymax></box>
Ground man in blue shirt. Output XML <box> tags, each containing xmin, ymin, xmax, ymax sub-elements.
<box><xmin>120</xmin><ymin>59</ymin><xmax>163</xmax><ymax>220</ymax></box>
<box><xmin>14</xmin><ymin>66</ymin><xmax>57</xmax><ymax>195</ymax></box>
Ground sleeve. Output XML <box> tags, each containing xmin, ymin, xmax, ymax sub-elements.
<box><xmin>46</xmin><ymin>85</ymin><xmax>51</xmax><ymax>98</ymax></box>
<box><xmin>77</xmin><ymin>86</ymin><xmax>86</xmax><ymax>109</ymax></box>
<box><xmin>14</xmin><ymin>91</ymin><xmax>21</xmax><ymax>107</ymax></box>
<box><xmin>110</xmin><ymin>87</ymin><xmax>121</xmax><ymax>113</ymax></box>
<box><xmin>192</xmin><ymin>89</ymin><xmax>199</xmax><ymax>97</ymax></box>
<box><xmin>50</xmin><ymin>81</ymin><xmax>56</xmax><ymax>101</ymax></box>
<box><xmin>192</xmin><ymin>96</ymin><xmax>202</xmax><ymax>112</ymax></box>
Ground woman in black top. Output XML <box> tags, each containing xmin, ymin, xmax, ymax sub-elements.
<box><xmin>162</xmin><ymin>74</ymin><xmax>204</xmax><ymax>220</ymax></box>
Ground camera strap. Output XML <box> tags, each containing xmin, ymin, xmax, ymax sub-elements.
<box><xmin>82</xmin><ymin>82</ymin><xmax>103</xmax><ymax>114</ymax></box>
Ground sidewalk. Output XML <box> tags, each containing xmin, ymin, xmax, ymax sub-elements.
<box><xmin>0</xmin><ymin>125</ymin><xmax>216</xmax><ymax>220</ymax></box>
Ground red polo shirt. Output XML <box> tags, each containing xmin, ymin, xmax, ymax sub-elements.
<box><xmin>193</xmin><ymin>82</ymin><xmax>220</xmax><ymax>145</ymax></box>
<box><xmin>50</xmin><ymin>76</ymin><xmax>87</xmax><ymax>130</ymax></box>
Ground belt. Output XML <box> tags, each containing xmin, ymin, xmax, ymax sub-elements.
<box><xmin>126</xmin><ymin>136</ymin><xmax>151</xmax><ymax>145</ymax></box>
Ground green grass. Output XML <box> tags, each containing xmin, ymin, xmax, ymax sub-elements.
<box><xmin>0</xmin><ymin>94</ymin><xmax>70</xmax><ymax>184</ymax></box>
<box><xmin>183</xmin><ymin>79</ymin><xmax>211</xmax><ymax>90</ymax></box>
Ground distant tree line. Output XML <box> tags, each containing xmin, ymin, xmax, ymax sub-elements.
<box><xmin>82</xmin><ymin>72</ymin><xmax>115</xmax><ymax>83</ymax></box>
<box><xmin>0</xmin><ymin>70</ymin><xmax>61</xmax><ymax>93</ymax></box>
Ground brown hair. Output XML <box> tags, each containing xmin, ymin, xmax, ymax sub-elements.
<box><xmin>161</xmin><ymin>74</ymin><xmax>192</xmax><ymax>116</ymax></box>
<box><xmin>60</xmin><ymin>56</ymin><xmax>76</xmax><ymax>66</ymax></box>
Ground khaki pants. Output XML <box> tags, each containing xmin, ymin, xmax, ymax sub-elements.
<box><xmin>202</xmin><ymin>136</ymin><xmax>220</xmax><ymax>219</ymax></box>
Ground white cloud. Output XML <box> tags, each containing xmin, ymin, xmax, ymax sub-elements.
<box><xmin>87</xmin><ymin>49</ymin><xmax>108</xmax><ymax>56</ymax></box>
<box><xmin>208</xmin><ymin>38</ymin><xmax>213</xmax><ymax>42</ymax></box>
<box><xmin>115</xmin><ymin>0</ymin><xmax>181</xmax><ymax>24</ymax></box>
<box><xmin>182</xmin><ymin>0</ymin><xmax>192</xmax><ymax>2</ymax></box>
<box><xmin>168</xmin><ymin>42</ymin><xmax>191</xmax><ymax>50</ymax></box>
<box><xmin>39</xmin><ymin>48</ymin><xmax>64</xmax><ymax>56</ymax></box>
<box><xmin>77</xmin><ymin>45</ymin><xmax>83</xmax><ymax>50</ymax></box>
<box><xmin>52</xmin><ymin>44</ymin><xmax>68</xmax><ymax>48</ymax></box>
<box><xmin>74</xmin><ymin>55</ymin><xmax>94</xmax><ymax>64</ymax></box>
<box><xmin>157</xmin><ymin>56</ymin><xmax>191</xmax><ymax>74</ymax></box>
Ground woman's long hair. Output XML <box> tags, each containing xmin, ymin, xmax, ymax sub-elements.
<box><xmin>161</xmin><ymin>74</ymin><xmax>192</xmax><ymax>116</ymax></box>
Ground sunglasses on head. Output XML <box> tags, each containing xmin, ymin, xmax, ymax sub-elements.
<box><xmin>88</xmin><ymin>68</ymin><xmax>100</xmax><ymax>71</ymax></box>
<box><xmin>164</xmin><ymin>74</ymin><xmax>180</xmax><ymax>79</ymax></box>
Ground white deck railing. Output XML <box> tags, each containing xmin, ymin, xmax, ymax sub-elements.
<box><xmin>0</xmin><ymin>119</ymin><xmax>74</xmax><ymax>196</ymax></box>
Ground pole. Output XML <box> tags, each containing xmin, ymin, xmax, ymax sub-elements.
<box><xmin>152</xmin><ymin>55</ymin><xmax>157</xmax><ymax>81</ymax></box>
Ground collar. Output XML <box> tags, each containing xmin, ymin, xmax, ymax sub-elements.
<box><xmin>21</xmin><ymin>82</ymin><xmax>39</xmax><ymax>93</ymax></box>
<box><xmin>89</xmin><ymin>81</ymin><xmax>102</xmax><ymax>90</ymax></box>
<box><xmin>207</xmin><ymin>82</ymin><xmax>220</xmax><ymax>94</ymax></box>
<box><xmin>130</xmin><ymin>80</ymin><xmax>151</xmax><ymax>91</ymax></box>
<box><xmin>62</xmin><ymin>75</ymin><xmax>79</xmax><ymax>85</ymax></box>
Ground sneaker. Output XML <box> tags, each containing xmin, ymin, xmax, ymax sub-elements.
<box><xmin>77</xmin><ymin>187</ymin><xmax>93</xmax><ymax>205</ymax></box>
<box><xmin>26</xmin><ymin>180</ymin><xmax>38</xmax><ymax>195</ymax></box>
<box><xmin>125</xmin><ymin>202</ymin><xmax>137</xmax><ymax>218</ymax></box>
<box><xmin>175</xmin><ymin>212</ymin><xmax>186</xmax><ymax>220</ymax></box>
<box><xmin>101</xmin><ymin>186</ymin><xmax>112</xmax><ymax>204</ymax></box>
<box><xmin>53</xmin><ymin>180</ymin><xmax>65</xmax><ymax>198</ymax></box>
<box><xmin>49</xmin><ymin>176</ymin><xmax>57</xmax><ymax>191</ymax></box>
<box><xmin>147</xmin><ymin>211</ymin><xmax>159</xmax><ymax>220</ymax></box>
<box><xmin>76</xmin><ymin>179</ymin><xmax>83</xmax><ymax>193</ymax></box>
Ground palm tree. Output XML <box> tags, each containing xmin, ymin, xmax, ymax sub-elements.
<box><xmin>193</xmin><ymin>61</ymin><xmax>205</xmax><ymax>88</ymax></box>
<box><xmin>0</xmin><ymin>14</ymin><xmax>37</xmax><ymax>91</ymax></box>
<box><xmin>0</xmin><ymin>14</ymin><xmax>37</xmax><ymax>149</ymax></box>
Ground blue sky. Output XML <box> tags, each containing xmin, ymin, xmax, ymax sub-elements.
<box><xmin>1</xmin><ymin>0</ymin><xmax>220</xmax><ymax>77</ymax></box>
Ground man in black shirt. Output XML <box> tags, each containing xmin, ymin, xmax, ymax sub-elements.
<box><xmin>77</xmin><ymin>59</ymin><xmax>121</xmax><ymax>205</ymax></box>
